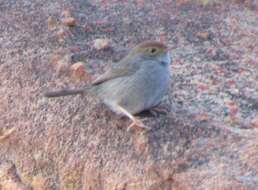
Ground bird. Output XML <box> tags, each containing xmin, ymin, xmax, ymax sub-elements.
<box><xmin>44</xmin><ymin>41</ymin><xmax>171</xmax><ymax>130</ymax></box>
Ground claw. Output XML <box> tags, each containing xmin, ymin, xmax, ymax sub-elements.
<box><xmin>115</xmin><ymin>104</ymin><xmax>151</xmax><ymax>131</ymax></box>
<box><xmin>127</xmin><ymin>119</ymin><xmax>150</xmax><ymax>131</ymax></box>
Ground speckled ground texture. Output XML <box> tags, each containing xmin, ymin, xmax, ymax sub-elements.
<box><xmin>1</xmin><ymin>0</ymin><xmax>258</xmax><ymax>189</ymax></box>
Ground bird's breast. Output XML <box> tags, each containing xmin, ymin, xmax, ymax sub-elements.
<box><xmin>93</xmin><ymin>62</ymin><xmax>170</xmax><ymax>114</ymax></box>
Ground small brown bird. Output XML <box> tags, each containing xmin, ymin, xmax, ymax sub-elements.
<box><xmin>44</xmin><ymin>41</ymin><xmax>171</xmax><ymax>130</ymax></box>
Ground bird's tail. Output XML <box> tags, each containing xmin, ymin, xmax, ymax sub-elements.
<box><xmin>44</xmin><ymin>88</ymin><xmax>86</xmax><ymax>98</ymax></box>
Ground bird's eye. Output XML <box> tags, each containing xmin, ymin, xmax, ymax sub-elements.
<box><xmin>150</xmin><ymin>48</ymin><xmax>157</xmax><ymax>54</ymax></box>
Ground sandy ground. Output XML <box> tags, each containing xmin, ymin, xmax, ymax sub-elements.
<box><xmin>0</xmin><ymin>0</ymin><xmax>258</xmax><ymax>189</ymax></box>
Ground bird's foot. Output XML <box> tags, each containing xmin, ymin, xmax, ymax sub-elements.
<box><xmin>114</xmin><ymin>104</ymin><xmax>151</xmax><ymax>131</ymax></box>
<box><xmin>150</xmin><ymin>106</ymin><xmax>170</xmax><ymax>116</ymax></box>
<box><xmin>127</xmin><ymin>118</ymin><xmax>150</xmax><ymax>131</ymax></box>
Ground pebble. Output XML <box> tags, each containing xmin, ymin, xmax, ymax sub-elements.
<box><xmin>70</xmin><ymin>62</ymin><xmax>89</xmax><ymax>80</ymax></box>
<box><xmin>61</xmin><ymin>17</ymin><xmax>76</xmax><ymax>27</ymax></box>
<box><xmin>93</xmin><ymin>38</ymin><xmax>110</xmax><ymax>50</ymax></box>
<box><xmin>47</xmin><ymin>16</ymin><xmax>58</xmax><ymax>29</ymax></box>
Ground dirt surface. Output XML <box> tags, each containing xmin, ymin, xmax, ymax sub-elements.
<box><xmin>1</xmin><ymin>0</ymin><xmax>258</xmax><ymax>189</ymax></box>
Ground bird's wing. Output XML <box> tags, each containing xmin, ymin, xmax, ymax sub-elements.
<box><xmin>92</xmin><ymin>57</ymin><xmax>140</xmax><ymax>85</ymax></box>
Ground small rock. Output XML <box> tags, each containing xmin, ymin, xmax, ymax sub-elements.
<box><xmin>70</xmin><ymin>62</ymin><xmax>89</xmax><ymax>80</ymax></box>
<box><xmin>47</xmin><ymin>16</ymin><xmax>58</xmax><ymax>29</ymax></box>
<box><xmin>61</xmin><ymin>17</ymin><xmax>76</xmax><ymax>27</ymax></box>
<box><xmin>196</xmin><ymin>31</ymin><xmax>210</xmax><ymax>40</ymax></box>
<box><xmin>93</xmin><ymin>38</ymin><xmax>110</xmax><ymax>50</ymax></box>
<box><xmin>195</xmin><ymin>113</ymin><xmax>210</xmax><ymax>122</ymax></box>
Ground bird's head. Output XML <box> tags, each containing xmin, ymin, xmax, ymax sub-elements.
<box><xmin>128</xmin><ymin>41</ymin><xmax>171</xmax><ymax>66</ymax></box>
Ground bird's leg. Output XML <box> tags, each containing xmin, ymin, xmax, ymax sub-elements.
<box><xmin>116</xmin><ymin>105</ymin><xmax>150</xmax><ymax>131</ymax></box>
